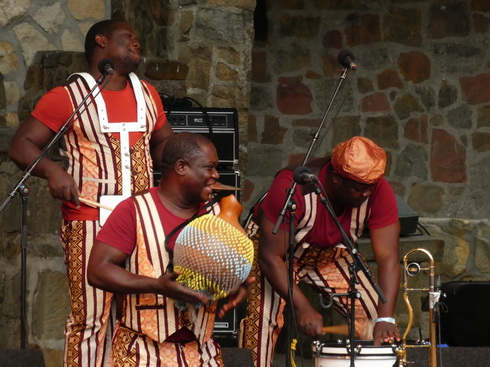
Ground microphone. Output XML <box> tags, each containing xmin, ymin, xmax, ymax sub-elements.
<box><xmin>98</xmin><ymin>58</ymin><xmax>115</xmax><ymax>75</ymax></box>
<box><xmin>293</xmin><ymin>166</ymin><xmax>318</xmax><ymax>185</ymax></box>
<box><xmin>337</xmin><ymin>49</ymin><xmax>357</xmax><ymax>70</ymax></box>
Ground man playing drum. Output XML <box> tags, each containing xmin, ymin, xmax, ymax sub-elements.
<box><xmin>239</xmin><ymin>136</ymin><xmax>401</xmax><ymax>366</ymax></box>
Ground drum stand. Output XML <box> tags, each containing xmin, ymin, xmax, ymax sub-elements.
<box><xmin>320</xmin><ymin>260</ymin><xmax>362</xmax><ymax>367</ymax></box>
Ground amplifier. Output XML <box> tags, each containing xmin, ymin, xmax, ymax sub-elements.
<box><xmin>396</xmin><ymin>195</ymin><xmax>419</xmax><ymax>236</ymax></box>
<box><xmin>164</xmin><ymin>107</ymin><xmax>239</xmax><ymax>167</ymax></box>
<box><xmin>214</xmin><ymin>169</ymin><xmax>241</xmax><ymax>202</ymax></box>
<box><xmin>214</xmin><ymin>299</ymin><xmax>238</xmax><ymax>339</ymax></box>
<box><xmin>440</xmin><ymin>281</ymin><xmax>490</xmax><ymax>346</ymax></box>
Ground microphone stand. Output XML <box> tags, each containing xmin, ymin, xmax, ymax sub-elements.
<box><xmin>285</xmin><ymin>198</ymin><xmax>296</xmax><ymax>367</ymax></box>
<box><xmin>0</xmin><ymin>72</ymin><xmax>111</xmax><ymax>348</ymax></box>
<box><xmin>311</xmin><ymin>180</ymin><xmax>386</xmax><ymax>367</ymax></box>
<box><xmin>272</xmin><ymin>67</ymin><xmax>353</xmax><ymax>367</ymax></box>
<box><xmin>272</xmin><ymin>67</ymin><xmax>351</xmax><ymax>235</ymax></box>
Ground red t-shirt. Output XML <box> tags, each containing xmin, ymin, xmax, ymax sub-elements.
<box><xmin>96</xmin><ymin>188</ymin><xmax>207</xmax><ymax>255</ymax></box>
<box><xmin>260</xmin><ymin>164</ymin><xmax>398</xmax><ymax>247</ymax></box>
<box><xmin>32</xmin><ymin>79</ymin><xmax>167</xmax><ymax>219</ymax></box>
<box><xmin>32</xmin><ymin>79</ymin><xmax>166</xmax><ymax>142</ymax></box>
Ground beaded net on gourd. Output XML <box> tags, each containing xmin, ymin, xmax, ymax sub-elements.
<box><xmin>173</xmin><ymin>213</ymin><xmax>254</xmax><ymax>302</ymax></box>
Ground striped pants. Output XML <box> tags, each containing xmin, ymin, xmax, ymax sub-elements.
<box><xmin>61</xmin><ymin>220</ymin><xmax>114</xmax><ymax>367</ymax></box>
<box><xmin>109</xmin><ymin>326</ymin><xmax>223</xmax><ymax>367</ymax></box>
<box><xmin>238</xmin><ymin>223</ymin><xmax>378</xmax><ymax>367</ymax></box>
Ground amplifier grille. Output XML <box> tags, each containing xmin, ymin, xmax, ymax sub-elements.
<box><xmin>164</xmin><ymin>107</ymin><xmax>239</xmax><ymax>167</ymax></box>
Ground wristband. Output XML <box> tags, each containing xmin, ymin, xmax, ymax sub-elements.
<box><xmin>375</xmin><ymin>317</ymin><xmax>396</xmax><ymax>324</ymax></box>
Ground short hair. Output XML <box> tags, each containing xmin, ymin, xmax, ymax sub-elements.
<box><xmin>84</xmin><ymin>19</ymin><xmax>125</xmax><ymax>62</ymax></box>
<box><xmin>159</xmin><ymin>133</ymin><xmax>214</xmax><ymax>178</ymax></box>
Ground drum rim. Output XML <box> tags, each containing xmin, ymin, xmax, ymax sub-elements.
<box><xmin>312</xmin><ymin>340</ymin><xmax>397</xmax><ymax>357</ymax></box>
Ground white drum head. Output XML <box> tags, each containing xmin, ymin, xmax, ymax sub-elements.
<box><xmin>312</xmin><ymin>340</ymin><xmax>397</xmax><ymax>367</ymax></box>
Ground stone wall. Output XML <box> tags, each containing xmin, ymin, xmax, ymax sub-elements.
<box><xmin>0</xmin><ymin>0</ymin><xmax>255</xmax><ymax>366</ymax></box>
<box><xmin>0</xmin><ymin>0</ymin><xmax>110</xmax><ymax>127</ymax></box>
<box><xmin>1</xmin><ymin>0</ymin><xmax>490</xmax><ymax>366</ymax></box>
<box><xmin>243</xmin><ymin>0</ymin><xmax>490</xmax><ymax>222</ymax></box>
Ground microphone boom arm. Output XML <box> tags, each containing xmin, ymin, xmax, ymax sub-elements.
<box><xmin>272</xmin><ymin>67</ymin><xmax>350</xmax><ymax>234</ymax></box>
<box><xmin>0</xmin><ymin>73</ymin><xmax>109</xmax><ymax>213</ymax></box>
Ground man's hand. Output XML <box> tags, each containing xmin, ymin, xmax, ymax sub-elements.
<box><xmin>217</xmin><ymin>276</ymin><xmax>255</xmax><ymax>319</ymax></box>
<box><xmin>373</xmin><ymin>321</ymin><xmax>401</xmax><ymax>345</ymax></box>
<box><xmin>157</xmin><ymin>271</ymin><xmax>210</xmax><ymax>306</ymax></box>
<box><xmin>296</xmin><ymin>303</ymin><xmax>324</xmax><ymax>336</ymax></box>
<box><xmin>47</xmin><ymin>169</ymin><xmax>80</xmax><ymax>207</ymax></box>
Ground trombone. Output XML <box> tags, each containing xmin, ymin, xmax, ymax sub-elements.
<box><xmin>395</xmin><ymin>248</ymin><xmax>440</xmax><ymax>367</ymax></box>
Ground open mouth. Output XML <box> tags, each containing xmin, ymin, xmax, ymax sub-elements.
<box><xmin>204</xmin><ymin>183</ymin><xmax>215</xmax><ymax>194</ymax></box>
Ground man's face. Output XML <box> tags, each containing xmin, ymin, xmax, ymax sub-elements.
<box><xmin>182</xmin><ymin>142</ymin><xmax>220</xmax><ymax>203</ymax></box>
<box><xmin>104</xmin><ymin>22</ymin><xmax>141</xmax><ymax>73</ymax></box>
<box><xmin>335</xmin><ymin>175</ymin><xmax>376</xmax><ymax>208</ymax></box>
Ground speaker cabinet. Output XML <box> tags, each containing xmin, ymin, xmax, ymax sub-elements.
<box><xmin>214</xmin><ymin>169</ymin><xmax>241</xmax><ymax>202</ymax></box>
<box><xmin>396</xmin><ymin>195</ymin><xmax>419</xmax><ymax>236</ymax></box>
<box><xmin>440</xmin><ymin>281</ymin><xmax>490</xmax><ymax>346</ymax></box>
<box><xmin>221</xmin><ymin>347</ymin><xmax>253</xmax><ymax>366</ymax></box>
<box><xmin>164</xmin><ymin>107</ymin><xmax>239</xmax><ymax>167</ymax></box>
<box><xmin>0</xmin><ymin>349</ymin><xmax>45</xmax><ymax>367</ymax></box>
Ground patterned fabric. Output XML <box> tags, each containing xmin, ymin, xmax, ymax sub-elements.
<box><xmin>238</xmin><ymin>228</ymin><xmax>284</xmax><ymax>367</ymax></box>
<box><xmin>62</xmin><ymin>75</ymin><xmax>157</xmax><ymax>204</ymax></box>
<box><xmin>60</xmin><ymin>74</ymin><xmax>158</xmax><ymax>367</ymax></box>
<box><xmin>238</xmin><ymin>194</ymin><xmax>377</xmax><ymax>367</ymax></box>
<box><xmin>110</xmin><ymin>325</ymin><xmax>224</xmax><ymax>367</ymax></box>
<box><xmin>61</xmin><ymin>219</ymin><xmax>113</xmax><ymax>367</ymax></box>
<box><xmin>120</xmin><ymin>191</ymin><xmax>219</xmax><ymax>346</ymax></box>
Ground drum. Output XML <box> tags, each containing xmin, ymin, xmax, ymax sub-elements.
<box><xmin>312</xmin><ymin>340</ymin><xmax>397</xmax><ymax>367</ymax></box>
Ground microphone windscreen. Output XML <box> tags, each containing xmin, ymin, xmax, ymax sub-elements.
<box><xmin>293</xmin><ymin>166</ymin><xmax>312</xmax><ymax>184</ymax></box>
<box><xmin>337</xmin><ymin>49</ymin><xmax>355</xmax><ymax>67</ymax></box>
<box><xmin>97</xmin><ymin>58</ymin><xmax>114</xmax><ymax>75</ymax></box>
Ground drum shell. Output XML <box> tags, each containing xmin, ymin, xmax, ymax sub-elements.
<box><xmin>312</xmin><ymin>340</ymin><xmax>396</xmax><ymax>367</ymax></box>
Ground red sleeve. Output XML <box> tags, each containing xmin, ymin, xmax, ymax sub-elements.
<box><xmin>142</xmin><ymin>80</ymin><xmax>166</xmax><ymax>131</ymax></box>
<box><xmin>31</xmin><ymin>87</ymin><xmax>74</xmax><ymax>132</ymax></box>
<box><xmin>259</xmin><ymin>170</ymin><xmax>306</xmax><ymax>229</ymax></box>
<box><xmin>367</xmin><ymin>178</ymin><xmax>399</xmax><ymax>230</ymax></box>
<box><xmin>96</xmin><ymin>198</ymin><xmax>137</xmax><ymax>255</ymax></box>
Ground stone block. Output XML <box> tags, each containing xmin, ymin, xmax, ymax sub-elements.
<box><xmin>32</xmin><ymin>271</ymin><xmax>69</xmax><ymax>341</ymax></box>
<box><xmin>245</xmin><ymin>143</ymin><xmax>282</xmax><ymax>177</ymax></box>
<box><xmin>428</xmin><ymin>2</ymin><xmax>470</xmax><ymax>38</ymax></box>
<box><xmin>430</xmin><ymin>129</ymin><xmax>466</xmax><ymax>183</ymax></box>
<box><xmin>384</xmin><ymin>8</ymin><xmax>422</xmax><ymax>47</ymax></box>
<box><xmin>394</xmin><ymin>143</ymin><xmax>428</xmax><ymax>180</ymax></box>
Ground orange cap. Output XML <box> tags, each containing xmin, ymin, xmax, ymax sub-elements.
<box><xmin>331</xmin><ymin>136</ymin><xmax>386</xmax><ymax>184</ymax></box>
